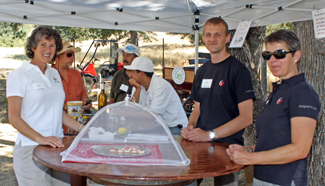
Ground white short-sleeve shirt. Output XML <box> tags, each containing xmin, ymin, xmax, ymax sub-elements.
<box><xmin>6</xmin><ymin>62</ymin><xmax>65</xmax><ymax>146</ymax></box>
<box><xmin>132</xmin><ymin>75</ymin><xmax>188</xmax><ymax>128</ymax></box>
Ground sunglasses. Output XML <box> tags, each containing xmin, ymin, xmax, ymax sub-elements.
<box><xmin>262</xmin><ymin>49</ymin><xmax>296</xmax><ymax>60</ymax></box>
<box><xmin>66</xmin><ymin>52</ymin><xmax>74</xmax><ymax>58</ymax></box>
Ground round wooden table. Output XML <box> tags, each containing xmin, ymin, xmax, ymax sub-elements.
<box><xmin>33</xmin><ymin>136</ymin><xmax>245</xmax><ymax>186</ymax></box>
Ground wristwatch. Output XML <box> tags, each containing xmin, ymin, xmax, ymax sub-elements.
<box><xmin>209</xmin><ymin>130</ymin><xmax>217</xmax><ymax>139</ymax></box>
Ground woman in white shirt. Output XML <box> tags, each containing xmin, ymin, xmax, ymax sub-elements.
<box><xmin>6</xmin><ymin>26</ymin><xmax>84</xmax><ymax>186</ymax></box>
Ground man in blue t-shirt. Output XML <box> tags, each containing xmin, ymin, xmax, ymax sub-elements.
<box><xmin>181</xmin><ymin>17</ymin><xmax>255</xmax><ymax>186</ymax></box>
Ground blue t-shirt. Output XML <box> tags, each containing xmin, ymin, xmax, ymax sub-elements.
<box><xmin>254</xmin><ymin>73</ymin><xmax>320</xmax><ymax>186</ymax></box>
<box><xmin>190</xmin><ymin>56</ymin><xmax>255</xmax><ymax>145</ymax></box>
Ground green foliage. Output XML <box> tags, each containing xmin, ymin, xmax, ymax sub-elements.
<box><xmin>52</xmin><ymin>26</ymin><xmax>120</xmax><ymax>43</ymax></box>
<box><xmin>52</xmin><ymin>26</ymin><xmax>157</xmax><ymax>45</ymax></box>
<box><xmin>266</xmin><ymin>23</ymin><xmax>294</xmax><ymax>36</ymax></box>
<box><xmin>179</xmin><ymin>33</ymin><xmax>204</xmax><ymax>46</ymax></box>
<box><xmin>0</xmin><ymin>23</ymin><xmax>157</xmax><ymax>47</ymax></box>
<box><xmin>1</xmin><ymin>97</ymin><xmax>7</xmax><ymax>103</ymax></box>
<box><xmin>0</xmin><ymin>22</ymin><xmax>34</xmax><ymax>47</ymax></box>
<box><xmin>120</xmin><ymin>31</ymin><xmax>157</xmax><ymax>44</ymax></box>
<box><xmin>179</xmin><ymin>22</ymin><xmax>294</xmax><ymax>45</ymax></box>
<box><xmin>4</xmin><ymin>54</ymin><xmax>30</xmax><ymax>61</ymax></box>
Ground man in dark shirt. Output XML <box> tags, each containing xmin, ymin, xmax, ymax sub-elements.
<box><xmin>109</xmin><ymin>44</ymin><xmax>140</xmax><ymax>104</ymax></box>
<box><xmin>181</xmin><ymin>17</ymin><xmax>255</xmax><ymax>186</ymax></box>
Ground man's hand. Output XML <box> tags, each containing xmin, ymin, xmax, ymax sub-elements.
<box><xmin>226</xmin><ymin>144</ymin><xmax>253</xmax><ymax>165</ymax></box>
<box><xmin>181</xmin><ymin>125</ymin><xmax>193</xmax><ymax>139</ymax></box>
<box><xmin>83</xmin><ymin>99</ymin><xmax>92</xmax><ymax>110</ymax></box>
<box><xmin>129</xmin><ymin>78</ymin><xmax>141</xmax><ymax>89</ymax></box>
<box><xmin>186</xmin><ymin>127</ymin><xmax>211</xmax><ymax>142</ymax></box>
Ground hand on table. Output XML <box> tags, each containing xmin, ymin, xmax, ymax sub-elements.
<box><xmin>181</xmin><ymin>126</ymin><xmax>210</xmax><ymax>142</ymax></box>
<box><xmin>226</xmin><ymin>144</ymin><xmax>253</xmax><ymax>165</ymax></box>
<box><xmin>37</xmin><ymin>136</ymin><xmax>64</xmax><ymax>148</ymax></box>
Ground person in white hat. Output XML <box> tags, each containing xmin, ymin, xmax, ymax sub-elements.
<box><xmin>109</xmin><ymin>43</ymin><xmax>140</xmax><ymax>104</ymax></box>
<box><xmin>52</xmin><ymin>39</ymin><xmax>92</xmax><ymax>112</ymax></box>
<box><xmin>125</xmin><ymin>56</ymin><xmax>188</xmax><ymax>135</ymax></box>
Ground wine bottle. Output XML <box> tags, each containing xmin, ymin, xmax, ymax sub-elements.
<box><xmin>98</xmin><ymin>81</ymin><xmax>107</xmax><ymax>110</ymax></box>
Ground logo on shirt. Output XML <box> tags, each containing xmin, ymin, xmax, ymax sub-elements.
<box><xmin>53</xmin><ymin>77</ymin><xmax>60</xmax><ymax>83</ymax></box>
<box><xmin>276</xmin><ymin>98</ymin><xmax>283</xmax><ymax>105</ymax></box>
<box><xmin>219</xmin><ymin>80</ymin><xmax>225</xmax><ymax>87</ymax></box>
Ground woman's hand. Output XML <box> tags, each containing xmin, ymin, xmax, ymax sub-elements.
<box><xmin>37</xmin><ymin>136</ymin><xmax>64</xmax><ymax>148</ymax></box>
<box><xmin>226</xmin><ymin>144</ymin><xmax>254</xmax><ymax>165</ymax></box>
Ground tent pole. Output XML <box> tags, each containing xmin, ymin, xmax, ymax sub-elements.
<box><xmin>162</xmin><ymin>38</ymin><xmax>165</xmax><ymax>79</ymax></box>
<box><xmin>194</xmin><ymin>30</ymin><xmax>199</xmax><ymax>74</ymax></box>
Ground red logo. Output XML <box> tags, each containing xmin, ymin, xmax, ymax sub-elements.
<box><xmin>277</xmin><ymin>98</ymin><xmax>283</xmax><ymax>105</ymax></box>
<box><xmin>219</xmin><ymin>80</ymin><xmax>225</xmax><ymax>86</ymax></box>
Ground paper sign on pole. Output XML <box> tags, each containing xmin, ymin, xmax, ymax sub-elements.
<box><xmin>312</xmin><ymin>8</ymin><xmax>325</xmax><ymax>39</ymax></box>
<box><xmin>229</xmin><ymin>20</ymin><xmax>252</xmax><ymax>48</ymax></box>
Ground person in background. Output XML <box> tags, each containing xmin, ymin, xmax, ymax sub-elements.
<box><xmin>109</xmin><ymin>44</ymin><xmax>140</xmax><ymax>104</ymax></box>
<box><xmin>52</xmin><ymin>39</ymin><xmax>92</xmax><ymax>111</ymax></box>
<box><xmin>125</xmin><ymin>56</ymin><xmax>188</xmax><ymax>135</ymax></box>
<box><xmin>6</xmin><ymin>26</ymin><xmax>84</xmax><ymax>186</ymax></box>
<box><xmin>181</xmin><ymin>17</ymin><xmax>255</xmax><ymax>186</ymax></box>
<box><xmin>227</xmin><ymin>29</ymin><xmax>320</xmax><ymax>186</ymax></box>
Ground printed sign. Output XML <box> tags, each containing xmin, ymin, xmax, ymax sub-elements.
<box><xmin>229</xmin><ymin>20</ymin><xmax>252</xmax><ymax>48</ymax></box>
<box><xmin>172</xmin><ymin>66</ymin><xmax>186</xmax><ymax>85</ymax></box>
<box><xmin>312</xmin><ymin>8</ymin><xmax>325</xmax><ymax>39</ymax></box>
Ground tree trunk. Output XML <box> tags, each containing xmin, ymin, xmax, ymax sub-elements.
<box><xmin>130</xmin><ymin>31</ymin><xmax>138</xmax><ymax>46</ymax></box>
<box><xmin>295</xmin><ymin>20</ymin><xmax>325</xmax><ymax>186</ymax></box>
<box><xmin>228</xmin><ymin>26</ymin><xmax>266</xmax><ymax>185</ymax></box>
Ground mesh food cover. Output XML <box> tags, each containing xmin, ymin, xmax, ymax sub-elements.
<box><xmin>61</xmin><ymin>101</ymin><xmax>190</xmax><ymax>166</ymax></box>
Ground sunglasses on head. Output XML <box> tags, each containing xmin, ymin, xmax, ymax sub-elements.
<box><xmin>262</xmin><ymin>49</ymin><xmax>296</xmax><ymax>60</ymax></box>
<box><xmin>66</xmin><ymin>52</ymin><xmax>74</xmax><ymax>58</ymax></box>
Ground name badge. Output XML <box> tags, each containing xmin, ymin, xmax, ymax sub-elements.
<box><xmin>120</xmin><ymin>84</ymin><xmax>129</xmax><ymax>92</ymax></box>
<box><xmin>201</xmin><ymin>79</ymin><xmax>213</xmax><ymax>88</ymax></box>
<box><xmin>32</xmin><ymin>83</ymin><xmax>46</xmax><ymax>91</ymax></box>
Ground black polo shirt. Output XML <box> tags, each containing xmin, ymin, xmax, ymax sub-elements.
<box><xmin>190</xmin><ymin>56</ymin><xmax>255</xmax><ymax>145</ymax></box>
<box><xmin>110</xmin><ymin>69</ymin><xmax>133</xmax><ymax>103</ymax></box>
<box><xmin>254</xmin><ymin>73</ymin><xmax>320</xmax><ymax>186</ymax></box>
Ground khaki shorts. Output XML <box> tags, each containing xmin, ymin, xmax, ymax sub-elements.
<box><xmin>13</xmin><ymin>142</ymin><xmax>70</xmax><ymax>186</ymax></box>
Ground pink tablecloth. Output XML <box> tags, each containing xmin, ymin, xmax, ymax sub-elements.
<box><xmin>62</xmin><ymin>143</ymin><xmax>163</xmax><ymax>165</ymax></box>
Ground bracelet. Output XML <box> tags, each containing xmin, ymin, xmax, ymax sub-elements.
<box><xmin>248</xmin><ymin>146</ymin><xmax>254</xmax><ymax>153</ymax></box>
<box><xmin>78</xmin><ymin>125</ymin><xmax>83</xmax><ymax>132</ymax></box>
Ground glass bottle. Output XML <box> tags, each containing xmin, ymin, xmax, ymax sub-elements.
<box><xmin>98</xmin><ymin>81</ymin><xmax>107</xmax><ymax>110</ymax></box>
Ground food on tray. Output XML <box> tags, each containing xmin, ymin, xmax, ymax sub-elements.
<box><xmin>118</xmin><ymin>127</ymin><xmax>127</xmax><ymax>134</ymax></box>
<box><xmin>114</xmin><ymin>125</ymin><xmax>131</xmax><ymax>139</ymax></box>
<box><xmin>93</xmin><ymin>145</ymin><xmax>150</xmax><ymax>157</ymax></box>
<box><xmin>117</xmin><ymin>148</ymin><xmax>124</xmax><ymax>153</ymax></box>
<box><xmin>111</xmin><ymin>146</ymin><xmax>146</xmax><ymax>155</ymax></box>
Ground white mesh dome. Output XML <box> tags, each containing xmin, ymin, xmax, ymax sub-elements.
<box><xmin>61</xmin><ymin>101</ymin><xmax>190</xmax><ymax>166</ymax></box>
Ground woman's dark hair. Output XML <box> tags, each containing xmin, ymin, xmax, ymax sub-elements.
<box><xmin>265</xmin><ymin>29</ymin><xmax>301</xmax><ymax>52</ymax></box>
<box><xmin>25</xmin><ymin>26</ymin><xmax>62</xmax><ymax>61</ymax></box>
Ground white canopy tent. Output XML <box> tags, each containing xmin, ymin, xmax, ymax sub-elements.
<box><xmin>1</xmin><ymin>0</ymin><xmax>325</xmax><ymax>70</ymax></box>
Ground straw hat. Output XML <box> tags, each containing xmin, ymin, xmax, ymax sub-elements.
<box><xmin>57</xmin><ymin>39</ymin><xmax>81</xmax><ymax>55</ymax></box>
